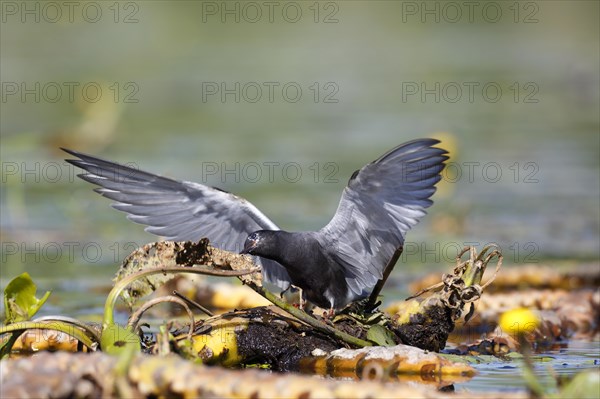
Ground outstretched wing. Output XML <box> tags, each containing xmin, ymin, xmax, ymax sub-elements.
<box><xmin>318</xmin><ymin>139</ymin><xmax>448</xmax><ymax>298</ymax></box>
<box><xmin>63</xmin><ymin>148</ymin><xmax>292</xmax><ymax>289</ymax></box>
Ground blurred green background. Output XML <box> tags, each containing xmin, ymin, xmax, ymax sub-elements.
<box><xmin>1</xmin><ymin>1</ymin><xmax>599</xmax><ymax>316</ymax></box>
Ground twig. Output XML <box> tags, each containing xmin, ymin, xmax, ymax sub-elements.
<box><xmin>173</xmin><ymin>290</ymin><xmax>214</xmax><ymax>317</ymax></box>
<box><xmin>405</xmin><ymin>281</ymin><xmax>444</xmax><ymax>301</ymax></box>
<box><xmin>127</xmin><ymin>296</ymin><xmax>195</xmax><ymax>342</ymax></box>
<box><xmin>366</xmin><ymin>246</ymin><xmax>403</xmax><ymax>310</ymax></box>
<box><xmin>480</xmin><ymin>250</ymin><xmax>503</xmax><ymax>290</ymax></box>
<box><xmin>406</xmin><ymin>245</ymin><xmax>503</xmax><ymax>300</ymax></box>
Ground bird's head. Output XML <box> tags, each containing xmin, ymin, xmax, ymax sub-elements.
<box><xmin>240</xmin><ymin>231</ymin><xmax>262</xmax><ymax>255</ymax></box>
<box><xmin>240</xmin><ymin>230</ymin><xmax>281</xmax><ymax>258</ymax></box>
<box><xmin>241</xmin><ymin>230</ymin><xmax>278</xmax><ymax>256</ymax></box>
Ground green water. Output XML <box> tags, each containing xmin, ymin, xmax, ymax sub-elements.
<box><xmin>1</xmin><ymin>0</ymin><xmax>598</xmax><ymax>392</ymax></box>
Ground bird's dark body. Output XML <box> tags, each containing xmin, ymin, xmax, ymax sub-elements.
<box><xmin>63</xmin><ymin>138</ymin><xmax>448</xmax><ymax>312</ymax></box>
<box><xmin>245</xmin><ymin>231</ymin><xmax>349</xmax><ymax>309</ymax></box>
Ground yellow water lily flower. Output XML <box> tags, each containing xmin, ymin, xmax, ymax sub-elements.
<box><xmin>499</xmin><ymin>307</ymin><xmax>540</xmax><ymax>337</ymax></box>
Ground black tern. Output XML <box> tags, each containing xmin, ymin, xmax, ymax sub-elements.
<box><xmin>63</xmin><ymin>138</ymin><xmax>448</xmax><ymax>312</ymax></box>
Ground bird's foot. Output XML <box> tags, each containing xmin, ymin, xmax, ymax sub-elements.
<box><xmin>299</xmin><ymin>296</ymin><xmax>306</xmax><ymax>310</ymax></box>
<box><xmin>292</xmin><ymin>298</ymin><xmax>307</xmax><ymax>310</ymax></box>
<box><xmin>322</xmin><ymin>308</ymin><xmax>335</xmax><ymax>319</ymax></box>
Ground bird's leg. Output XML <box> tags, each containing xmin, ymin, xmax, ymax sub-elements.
<box><xmin>323</xmin><ymin>307</ymin><xmax>335</xmax><ymax>319</ymax></box>
<box><xmin>298</xmin><ymin>288</ymin><xmax>306</xmax><ymax>310</ymax></box>
<box><xmin>280</xmin><ymin>285</ymin><xmax>291</xmax><ymax>299</ymax></box>
<box><xmin>290</xmin><ymin>286</ymin><xmax>306</xmax><ymax>309</ymax></box>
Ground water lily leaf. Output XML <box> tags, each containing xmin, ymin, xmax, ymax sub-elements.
<box><xmin>113</xmin><ymin>239</ymin><xmax>260</xmax><ymax>310</ymax></box>
<box><xmin>3</xmin><ymin>272</ymin><xmax>51</xmax><ymax>324</ymax></box>
<box><xmin>366</xmin><ymin>324</ymin><xmax>397</xmax><ymax>346</ymax></box>
<box><xmin>114</xmin><ymin>240</ymin><xmax>212</xmax><ymax>308</ymax></box>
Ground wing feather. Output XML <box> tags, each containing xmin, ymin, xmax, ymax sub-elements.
<box><xmin>63</xmin><ymin>148</ymin><xmax>292</xmax><ymax>290</ymax></box>
<box><xmin>318</xmin><ymin>139</ymin><xmax>448</xmax><ymax>297</ymax></box>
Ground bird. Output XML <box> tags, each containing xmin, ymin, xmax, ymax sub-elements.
<box><xmin>63</xmin><ymin>138</ymin><xmax>448</xmax><ymax>313</ymax></box>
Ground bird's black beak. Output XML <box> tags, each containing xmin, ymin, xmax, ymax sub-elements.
<box><xmin>240</xmin><ymin>239</ymin><xmax>257</xmax><ymax>255</ymax></box>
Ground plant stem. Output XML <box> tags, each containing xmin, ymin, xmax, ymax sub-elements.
<box><xmin>103</xmin><ymin>265</ymin><xmax>258</xmax><ymax>329</ymax></box>
<box><xmin>0</xmin><ymin>321</ymin><xmax>97</xmax><ymax>352</ymax></box>
<box><xmin>519</xmin><ymin>334</ymin><xmax>545</xmax><ymax>398</ymax></box>
<box><xmin>33</xmin><ymin>315</ymin><xmax>101</xmax><ymax>344</ymax></box>
<box><xmin>127</xmin><ymin>295</ymin><xmax>195</xmax><ymax>342</ymax></box>
<box><xmin>249</xmin><ymin>282</ymin><xmax>373</xmax><ymax>348</ymax></box>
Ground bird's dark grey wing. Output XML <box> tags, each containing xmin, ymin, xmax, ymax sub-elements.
<box><xmin>318</xmin><ymin>139</ymin><xmax>448</xmax><ymax>298</ymax></box>
<box><xmin>62</xmin><ymin>148</ymin><xmax>292</xmax><ymax>290</ymax></box>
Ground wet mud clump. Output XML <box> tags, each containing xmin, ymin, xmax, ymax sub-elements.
<box><xmin>237</xmin><ymin>322</ymin><xmax>339</xmax><ymax>371</ymax></box>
